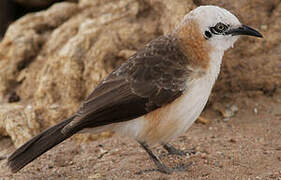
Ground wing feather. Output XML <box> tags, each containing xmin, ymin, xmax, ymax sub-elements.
<box><xmin>62</xmin><ymin>35</ymin><xmax>192</xmax><ymax>134</ymax></box>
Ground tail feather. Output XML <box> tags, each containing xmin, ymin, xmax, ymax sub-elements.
<box><xmin>8</xmin><ymin>115</ymin><xmax>79</xmax><ymax>173</ymax></box>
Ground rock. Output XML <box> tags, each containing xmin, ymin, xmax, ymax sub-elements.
<box><xmin>0</xmin><ymin>0</ymin><xmax>280</xmax><ymax>146</ymax></box>
<box><xmin>0</xmin><ymin>104</ymin><xmax>40</xmax><ymax>147</ymax></box>
<box><xmin>145</xmin><ymin>0</ymin><xmax>196</xmax><ymax>34</ymax></box>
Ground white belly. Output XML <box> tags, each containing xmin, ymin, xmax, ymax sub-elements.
<box><xmin>114</xmin><ymin>74</ymin><xmax>215</xmax><ymax>145</ymax></box>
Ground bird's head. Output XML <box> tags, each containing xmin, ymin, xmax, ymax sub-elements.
<box><xmin>174</xmin><ymin>6</ymin><xmax>262</xmax><ymax>53</ymax></box>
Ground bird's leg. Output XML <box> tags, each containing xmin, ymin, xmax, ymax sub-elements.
<box><xmin>162</xmin><ymin>143</ymin><xmax>195</xmax><ymax>156</ymax></box>
<box><xmin>138</xmin><ymin>141</ymin><xmax>172</xmax><ymax>174</ymax></box>
<box><xmin>137</xmin><ymin>141</ymin><xmax>193</xmax><ymax>174</ymax></box>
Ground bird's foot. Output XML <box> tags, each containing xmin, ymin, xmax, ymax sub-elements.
<box><xmin>137</xmin><ymin>141</ymin><xmax>193</xmax><ymax>175</ymax></box>
<box><xmin>163</xmin><ymin>143</ymin><xmax>195</xmax><ymax>156</ymax></box>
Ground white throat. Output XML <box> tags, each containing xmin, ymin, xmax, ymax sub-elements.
<box><xmin>206</xmin><ymin>49</ymin><xmax>224</xmax><ymax>86</ymax></box>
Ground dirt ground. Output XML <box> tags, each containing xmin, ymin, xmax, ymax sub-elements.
<box><xmin>0</xmin><ymin>1</ymin><xmax>280</xmax><ymax>179</ymax></box>
<box><xmin>0</xmin><ymin>90</ymin><xmax>280</xmax><ymax>180</ymax></box>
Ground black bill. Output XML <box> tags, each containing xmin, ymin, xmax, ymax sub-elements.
<box><xmin>226</xmin><ymin>24</ymin><xmax>263</xmax><ymax>38</ymax></box>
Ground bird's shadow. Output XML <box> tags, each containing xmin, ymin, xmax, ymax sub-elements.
<box><xmin>135</xmin><ymin>161</ymin><xmax>193</xmax><ymax>175</ymax></box>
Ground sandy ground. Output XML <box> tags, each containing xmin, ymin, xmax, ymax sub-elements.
<box><xmin>0</xmin><ymin>91</ymin><xmax>281</xmax><ymax>180</ymax></box>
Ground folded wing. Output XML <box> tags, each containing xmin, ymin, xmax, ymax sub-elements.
<box><xmin>62</xmin><ymin>35</ymin><xmax>192</xmax><ymax>134</ymax></box>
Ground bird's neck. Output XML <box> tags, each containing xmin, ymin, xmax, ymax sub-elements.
<box><xmin>173</xmin><ymin>20</ymin><xmax>212</xmax><ymax>71</ymax></box>
<box><xmin>207</xmin><ymin>49</ymin><xmax>224</xmax><ymax>83</ymax></box>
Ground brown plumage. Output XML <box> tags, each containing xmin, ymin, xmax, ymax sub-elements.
<box><xmin>175</xmin><ymin>20</ymin><xmax>212</xmax><ymax>69</ymax></box>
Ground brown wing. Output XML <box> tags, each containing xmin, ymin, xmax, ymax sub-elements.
<box><xmin>62</xmin><ymin>35</ymin><xmax>192</xmax><ymax>134</ymax></box>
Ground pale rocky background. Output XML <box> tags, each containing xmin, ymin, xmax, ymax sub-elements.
<box><xmin>0</xmin><ymin>0</ymin><xmax>280</xmax><ymax>179</ymax></box>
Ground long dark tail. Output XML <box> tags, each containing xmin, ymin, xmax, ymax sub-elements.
<box><xmin>8</xmin><ymin>115</ymin><xmax>79</xmax><ymax>173</ymax></box>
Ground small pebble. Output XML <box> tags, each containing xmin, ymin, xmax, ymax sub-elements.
<box><xmin>26</xmin><ymin>104</ymin><xmax>33</xmax><ymax>109</ymax></box>
<box><xmin>200</xmin><ymin>153</ymin><xmax>207</xmax><ymax>159</ymax></box>
<box><xmin>88</xmin><ymin>173</ymin><xmax>101</xmax><ymax>179</ymax></box>
<box><xmin>253</xmin><ymin>108</ymin><xmax>258</xmax><ymax>115</ymax></box>
<box><xmin>260</xmin><ymin>24</ymin><xmax>268</xmax><ymax>30</ymax></box>
<box><xmin>216</xmin><ymin>151</ymin><xmax>223</xmax><ymax>155</ymax></box>
<box><xmin>217</xmin><ymin>104</ymin><xmax>238</xmax><ymax>119</ymax></box>
<box><xmin>223</xmin><ymin>117</ymin><xmax>230</xmax><ymax>122</ymax></box>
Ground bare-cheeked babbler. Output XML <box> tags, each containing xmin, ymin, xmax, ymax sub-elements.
<box><xmin>8</xmin><ymin>5</ymin><xmax>262</xmax><ymax>174</ymax></box>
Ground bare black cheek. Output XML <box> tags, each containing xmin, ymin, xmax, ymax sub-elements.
<box><xmin>204</xmin><ymin>31</ymin><xmax>212</xmax><ymax>39</ymax></box>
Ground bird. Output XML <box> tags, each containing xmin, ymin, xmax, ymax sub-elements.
<box><xmin>7</xmin><ymin>5</ymin><xmax>262</xmax><ymax>174</ymax></box>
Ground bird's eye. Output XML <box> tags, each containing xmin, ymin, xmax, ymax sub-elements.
<box><xmin>210</xmin><ymin>22</ymin><xmax>228</xmax><ymax>34</ymax></box>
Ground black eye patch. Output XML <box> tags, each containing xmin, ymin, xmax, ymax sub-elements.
<box><xmin>204</xmin><ymin>31</ymin><xmax>212</xmax><ymax>39</ymax></box>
